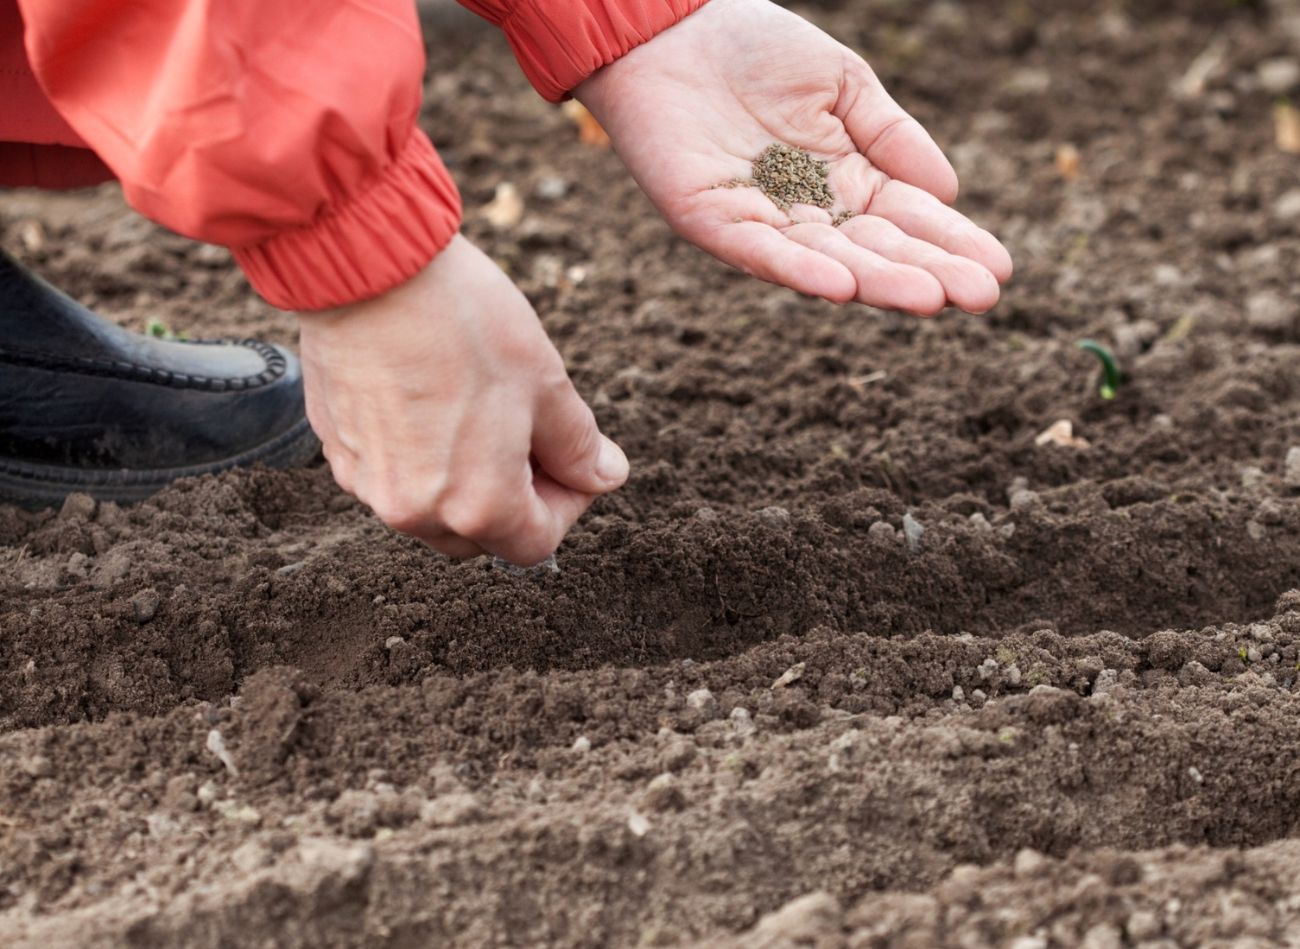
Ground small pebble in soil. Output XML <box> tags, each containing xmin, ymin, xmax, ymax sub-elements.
<box><xmin>1285</xmin><ymin>446</ymin><xmax>1300</xmax><ymax>488</ymax></box>
<box><xmin>130</xmin><ymin>589</ymin><xmax>161</xmax><ymax>623</ymax></box>
<box><xmin>685</xmin><ymin>688</ymin><xmax>719</xmax><ymax>719</ymax></box>
<box><xmin>867</xmin><ymin>521</ymin><xmax>897</xmax><ymax>543</ymax></box>
<box><xmin>571</xmin><ymin>735</ymin><xmax>592</xmax><ymax>753</ymax></box>
<box><xmin>534</xmin><ymin>176</ymin><xmax>569</xmax><ymax>200</ymax></box>
<box><xmin>729</xmin><ymin>706</ymin><xmax>755</xmax><ymax>737</ymax></box>
<box><xmin>641</xmin><ymin>773</ymin><xmax>685</xmax><ymax>813</ymax></box>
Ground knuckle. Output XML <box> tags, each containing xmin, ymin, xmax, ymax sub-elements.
<box><xmin>368</xmin><ymin>494</ymin><xmax>430</xmax><ymax>535</ymax></box>
<box><xmin>437</xmin><ymin>492</ymin><xmax>515</xmax><ymax>540</ymax></box>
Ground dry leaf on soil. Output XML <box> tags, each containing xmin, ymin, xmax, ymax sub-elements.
<box><xmin>561</xmin><ymin>100</ymin><xmax>611</xmax><ymax>148</ymax></box>
<box><xmin>1275</xmin><ymin>101</ymin><xmax>1300</xmax><ymax>155</ymax></box>
<box><xmin>1035</xmin><ymin>419</ymin><xmax>1091</xmax><ymax>450</ymax></box>
<box><xmin>482</xmin><ymin>182</ymin><xmax>525</xmax><ymax>229</ymax></box>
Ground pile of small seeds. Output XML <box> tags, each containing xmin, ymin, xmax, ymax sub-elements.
<box><xmin>724</xmin><ymin>144</ymin><xmax>855</xmax><ymax>224</ymax></box>
<box><xmin>749</xmin><ymin>144</ymin><xmax>834</xmax><ymax>211</ymax></box>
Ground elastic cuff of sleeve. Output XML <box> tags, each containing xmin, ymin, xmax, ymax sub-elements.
<box><xmin>233</xmin><ymin>131</ymin><xmax>462</xmax><ymax>312</ymax></box>
<box><xmin>503</xmin><ymin>0</ymin><xmax>710</xmax><ymax>103</ymax></box>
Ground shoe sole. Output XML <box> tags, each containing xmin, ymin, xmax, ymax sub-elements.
<box><xmin>0</xmin><ymin>418</ymin><xmax>321</xmax><ymax>508</ymax></box>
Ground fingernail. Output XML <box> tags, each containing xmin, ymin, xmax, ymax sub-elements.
<box><xmin>595</xmin><ymin>436</ymin><xmax>629</xmax><ymax>486</ymax></box>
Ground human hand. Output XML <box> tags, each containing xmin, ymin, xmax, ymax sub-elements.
<box><xmin>576</xmin><ymin>0</ymin><xmax>1012</xmax><ymax>315</ymax></box>
<box><xmin>298</xmin><ymin>235</ymin><xmax>628</xmax><ymax>565</ymax></box>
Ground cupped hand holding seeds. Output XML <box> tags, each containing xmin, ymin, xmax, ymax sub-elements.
<box><xmin>577</xmin><ymin>0</ymin><xmax>1013</xmax><ymax>315</ymax></box>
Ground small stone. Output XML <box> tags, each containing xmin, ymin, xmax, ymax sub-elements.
<box><xmin>902</xmin><ymin>512</ymin><xmax>925</xmax><ymax>551</ymax></box>
<box><xmin>1009</xmin><ymin>488</ymin><xmax>1041</xmax><ymax>512</ymax></box>
<box><xmin>1239</xmin><ymin>466</ymin><xmax>1266</xmax><ymax>490</ymax></box>
<box><xmin>420</xmin><ymin>792</ymin><xmax>482</xmax><ymax>828</ymax></box>
<box><xmin>329</xmin><ymin>789</ymin><xmax>381</xmax><ymax>837</ymax></box>
<box><xmin>1079</xmin><ymin>923</ymin><xmax>1123</xmax><ymax>949</ymax></box>
<box><xmin>1126</xmin><ymin>910</ymin><xmax>1162</xmax><ymax>941</ymax></box>
<box><xmin>1005</xmin><ymin>664</ymin><xmax>1022</xmax><ymax>687</ymax></box>
<box><xmin>1284</xmin><ymin>447</ymin><xmax>1300</xmax><ymax>489</ymax></box>
<box><xmin>660</xmin><ymin>739</ymin><xmax>696</xmax><ymax>773</ymax></box>
<box><xmin>1092</xmin><ymin>668</ymin><xmax>1120</xmax><ymax>695</ymax></box>
<box><xmin>145</xmin><ymin>812</ymin><xmax>181</xmax><ymax>840</ymax></box>
<box><xmin>951</xmin><ymin>685</ymin><xmax>965</xmax><ymax>702</ymax></box>
<box><xmin>1274</xmin><ymin>189</ymin><xmax>1300</xmax><ymax>220</ymax></box>
<box><xmin>230</xmin><ymin>839</ymin><xmax>272</xmax><ymax>873</ymax></box>
<box><xmin>1247</xmin><ymin>291</ymin><xmax>1297</xmax><ymax>335</ymax></box>
<box><xmin>969</xmin><ymin>512</ymin><xmax>993</xmax><ymax>532</ymax></box>
<box><xmin>751</xmin><ymin>892</ymin><xmax>843</xmax><ymax>941</ymax></box>
<box><xmin>534</xmin><ymin>176</ymin><xmax>569</xmax><ymax>200</ymax></box>
<box><xmin>1258</xmin><ymin>58</ymin><xmax>1300</xmax><ymax>95</ymax></box>
<box><xmin>729</xmin><ymin>706</ymin><xmax>755</xmax><ymax>737</ymax></box>
<box><xmin>867</xmin><ymin>521</ymin><xmax>897</xmax><ymax>542</ymax></box>
<box><xmin>1246</xmin><ymin>646</ymin><xmax>1263</xmax><ymax>663</ymax></box>
<box><xmin>213</xmin><ymin>800</ymin><xmax>262</xmax><ymax>826</ymax></box>
<box><xmin>1009</xmin><ymin>937</ymin><xmax>1047</xmax><ymax>949</ymax></box>
<box><xmin>59</xmin><ymin>492</ymin><xmax>97</xmax><ymax>522</ymax></box>
<box><xmin>970</xmin><ymin>689</ymin><xmax>987</xmax><ymax>704</ymax></box>
<box><xmin>772</xmin><ymin>662</ymin><xmax>805</xmax><ymax>689</ymax></box>
<box><xmin>756</xmin><ymin>505</ymin><xmax>792</xmax><ymax>528</ymax></box>
<box><xmin>1187</xmin><ymin>766</ymin><xmax>1204</xmax><ymax>784</ymax></box>
<box><xmin>978</xmin><ymin>658</ymin><xmax>998</xmax><ymax>680</ymax></box>
<box><xmin>627</xmin><ymin>811</ymin><xmax>650</xmax><ymax>837</ymax></box>
<box><xmin>19</xmin><ymin>755</ymin><xmax>53</xmax><ymax>779</ymax></box>
<box><xmin>276</xmin><ymin>561</ymin><xmax>307</xmax><ymax>577</ymax></box>
<box><xmin>384</xmin><ymin>636</ymin><xmax>405</xmax><ymax>650</ymax></box>
<box><xmin>685</xmin><ymin>688</ymin><xmax>718</xmax><ymax>719</ymax></box>
<box><xmin>641</xmin><ymin>773</ymin><xmax>685</xmax><ymax>812</ymax></box>
<box><xmin>571</xmin><ymin>735</ymin><xmax>592</xmax><ymax>753</ymax></box>
<box><xmin>196</xmin><ymin>781</ymin><xmax>219</xmax><ymax>806</ymax></box>
<box><xmin>130</xmin><ymin>589</ymin><xmax>161</xmax><ymax>624</ymax></box>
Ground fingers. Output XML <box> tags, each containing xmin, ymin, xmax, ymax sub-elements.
<box><xmin>783</xmin><ymin>222</ymin><xmax>946</xmax><ymax>315</ymax></box>
<box><xmin>837</xmin><ymin>216</ymin><xmax>1002</xmax><ymax>314</ymax></box>
<box><xmin>531</xmin><ymin>377</ymin><xmax>629</xmax><ymax>495</ymax></box>
<box><xmin>456</xmin><ymin>471</ymin><xmax>594</xmax><ymax>567</ymax></box>
<box><xmin>680</xmin><ymin>187</ymin><xmax>855</xmax><ymax>301</ymax></box>
<box><xmin>709</xmin><ymin>220</ymin><xmax>858</xmax><ymax>302</ymax></box>
<box><xmin>867</xmin><ymin>181</ymin><xmax>1014</xmax><ymax>282</ymax></box>
<box><xmin>837</xmin><ymin>61</ymin><xmax>959</xmax><ymax>203</ymax></box>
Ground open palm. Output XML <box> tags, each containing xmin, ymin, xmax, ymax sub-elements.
<box><xmin>577</xmin><ymin>0</ymin><xmax>1012</xmax><ymax>315</ymax></box>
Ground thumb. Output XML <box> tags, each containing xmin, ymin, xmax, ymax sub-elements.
<box><xmin>531</xmin><ymin>379</ymin><xmax>629</xmax><ymax>495</ymax></box>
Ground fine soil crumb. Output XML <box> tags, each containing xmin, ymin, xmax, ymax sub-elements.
<box><xmin>726</xmin><ymin>144</ymin><xmax>855</xmax><ymax>224</ymax></box>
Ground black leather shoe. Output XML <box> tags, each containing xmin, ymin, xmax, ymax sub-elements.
<box><xmin>0</xmin><ymin>249</ymin><xmax>319</xmax><ymax>507</ymax></box>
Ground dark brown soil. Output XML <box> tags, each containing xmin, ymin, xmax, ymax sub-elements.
<box><xmin>4</xmin><ymin>0</ymin><xmax>1300</xmax><ymax>945</ymax></box>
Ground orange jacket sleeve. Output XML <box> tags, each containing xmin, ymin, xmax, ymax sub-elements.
<box><xmin>16</xmin><ymin>0</ymin><xmax>706</xmax><ymax>311</ymax></box>
<box><xmin>460</xmin><ymin>0</ymin><xmax>708</xmax><ymax>103</ymax></box>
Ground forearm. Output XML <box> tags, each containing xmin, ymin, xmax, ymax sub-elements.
<box><xmin>18</xmin><ymin>0</ymin><xmax>461</xmax><ymax>311</ymax></box>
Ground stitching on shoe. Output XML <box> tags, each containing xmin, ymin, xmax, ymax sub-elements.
<box><xmin>0</xmin><ymin>339</ymin><xmax>287</xmax><ymax>391</ymax></box>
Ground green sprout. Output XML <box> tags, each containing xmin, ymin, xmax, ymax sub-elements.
<box><xmin>145</xmin><ymin>319</ymin><xmax>187</xmax><ymax>341</ymax></box>
<box><xmin>1078</xmin><ymin>339</ymin><xmax>1122</xmax><ymax>400</ymax></box>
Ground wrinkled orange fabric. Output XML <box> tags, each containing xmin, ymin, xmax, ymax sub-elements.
<box><xmin>2</xmin><ymin>0</ymin><xmax>707</xmax><ymax>310</ymax></box>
